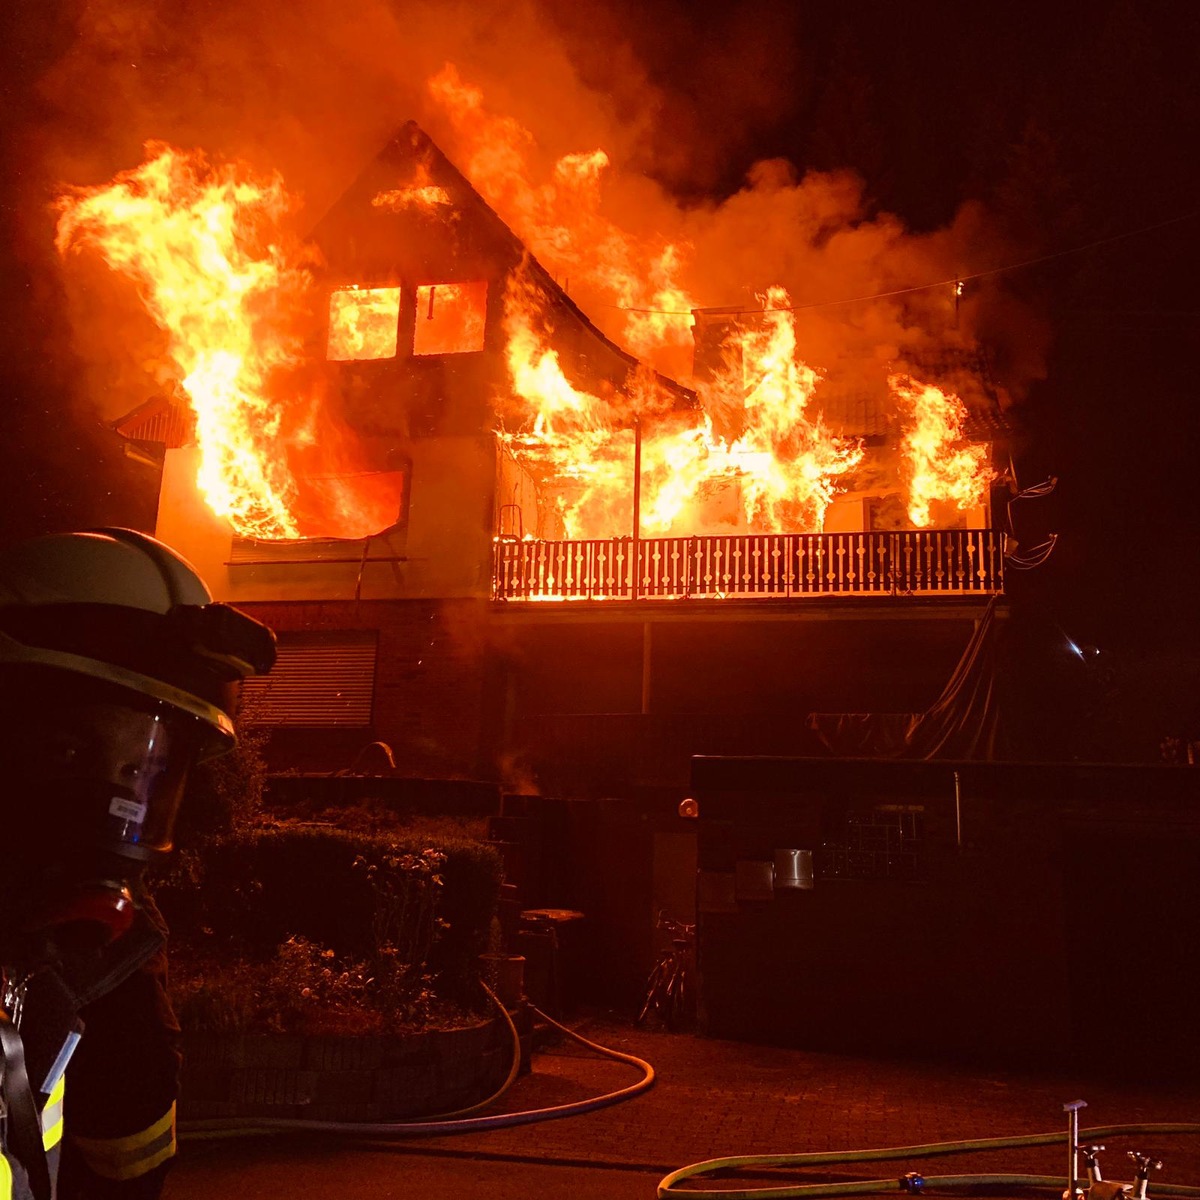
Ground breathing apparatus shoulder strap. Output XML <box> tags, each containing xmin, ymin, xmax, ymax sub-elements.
<box><xmin>63</xmin><ymin>904</ymin><xmax>167</xmax><ymax>1011</ymax></box>
<box><xmin>0</xmin><ymin>1008</ymin><xmax>52</xmax><ymax>1200</ymax></box>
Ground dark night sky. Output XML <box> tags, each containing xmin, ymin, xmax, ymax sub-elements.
<box><xmin>1</xmin><ymin>0</ymin><xmax>1198</xmax><ymax>746</ymax></box>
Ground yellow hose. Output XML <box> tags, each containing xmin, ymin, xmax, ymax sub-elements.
<box><xmin>658</xmin><ymin>1124</ymin><xmax>1200</xmax><ymax>1200</ymax></box>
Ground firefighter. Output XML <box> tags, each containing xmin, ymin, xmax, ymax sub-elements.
<box><xmin>0</xmin><ymin>528</ymin><xmax>276</xmax><ymax>1199</ymax></box>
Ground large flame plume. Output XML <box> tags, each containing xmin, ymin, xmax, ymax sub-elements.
<box><xmin>893</xmin><ymin>374</ymin><xmax>995</xmax><ymax>527</ymax></box>
<box><xmin>51</xmin><ymin>56</ymin><xmax>999</xmax><ymax>550</ymax></box>
<box><xmin>499</xmin><ymin>274</ymin><xmax>863</xmax><ymax>539</ymax></box>
<box><xmin>429</xmin><ymin>64</ymin><xmax>697</xmax><ymax>367</ymax></box>
<box><xmin>431</xmin><ymin>67</ymin><xmax>988</xmax><ymax>541</ymax></box>
<box><xmin>55</xmin><ymin>143</ymin><xmax>400</xmax><ymax>541</ymax></box>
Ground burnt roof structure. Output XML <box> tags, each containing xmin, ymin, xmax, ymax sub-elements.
<box><xmin>309</xmin><ymin>121</ymin><xmax>695</xmax><ymax>424</ymax></box>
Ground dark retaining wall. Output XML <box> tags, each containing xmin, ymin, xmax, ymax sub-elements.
<box><xmin>180</xmin><ymin>1012</ymin><xmax>523</xmax><ymax>1122</ymax></box>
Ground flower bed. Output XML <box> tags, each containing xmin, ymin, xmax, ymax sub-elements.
<box><xmin>155</xmin><ymin>767</ymin><xmax>509</xmax><ymax>1118</ymax></box>
<box><xmin>156</xmin><ymin>823</ymin><xmax>504</xmax><ymax>1036</ymax></box>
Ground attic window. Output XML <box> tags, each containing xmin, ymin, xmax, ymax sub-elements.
<box><xmin>328</xmin><ymin>286</ymin><xmax>401</xmax><ymax>361</ymax></box>
<box><xmin>413</xmin><ymin>282</ymin><xmax>487</xmax><ymax>356</ymax></box>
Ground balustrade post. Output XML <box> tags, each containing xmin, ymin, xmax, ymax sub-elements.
<box><xmin>631</xmin><ymin>415</ymin><xmax>642</xmax><ymax>601</ymax></box>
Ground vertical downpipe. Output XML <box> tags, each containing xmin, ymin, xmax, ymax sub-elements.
<box><xmin>632</xmin><ymin>415</ymin><xmax>642</xmax><ymax>601</ymax></box>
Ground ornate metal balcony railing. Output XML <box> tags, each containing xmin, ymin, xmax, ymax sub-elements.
<box><xmin>493</xmin><ymin>529</ymin><xmax>1004</xmax><ymax>601</ymax></box>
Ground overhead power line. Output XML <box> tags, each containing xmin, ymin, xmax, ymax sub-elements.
<box><xmin>599</xmin><ymin>210</ymin><xmax>1200</xmax><ymax>317</ymax></box>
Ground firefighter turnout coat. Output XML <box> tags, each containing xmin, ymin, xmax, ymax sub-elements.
<box><xmin>1</xmin><ymin>912</ymin><xmax>181</xmax><ymax>1199</ymax></box>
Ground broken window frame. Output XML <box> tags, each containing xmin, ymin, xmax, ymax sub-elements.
<box><xmin>412</xmin><ymin>280</ymin><xmax>488</xmax><ymax>357</ymax></box>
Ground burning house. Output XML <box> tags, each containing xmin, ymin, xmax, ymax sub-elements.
<box><xmin>40</xmin><ymin>16</ymin><xmax>1200</xmax><ymax>1075</ymax></box>
<box><xmin>76</xmin><ymin>114</ymin><xmax>1008</xmax><ymax>795</ymax></box>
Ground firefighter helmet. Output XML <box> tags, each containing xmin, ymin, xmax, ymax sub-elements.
<box><xmin>0</xmin><ymin>528</ymin><xmax>275</xmax><ymax>867</ymax></box>
<box><xmin>0</xmin><ymin>528</ymin><xmax>274</xmax><ymax>756</ymax></box>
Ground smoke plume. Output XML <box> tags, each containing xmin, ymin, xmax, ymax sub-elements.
<box><xmin>14</xmin><ymin>0</ymin><xmax>1044</xmax><ymax>425</ymax></box>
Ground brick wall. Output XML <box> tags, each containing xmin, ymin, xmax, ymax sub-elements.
<box><xmin>240</xmin><ymin>598</ymin><xmax>499</xmax><ymax>778</ymax></box>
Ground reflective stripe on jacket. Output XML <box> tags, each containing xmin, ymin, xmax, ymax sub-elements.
<box><xmin>40</xmin><ymin>1076</ymin><xmax>65</xmax><ymax>1154</ymax></box>
<box><xmin>0</xmin><ymin>1074</ymin><xmax>65</xmax><ymax>1200</ymax></box>
<box><xmin>67</xmin><ymin>1103</ymin><xmax>175</xmax><ymax>1183</ymax></box>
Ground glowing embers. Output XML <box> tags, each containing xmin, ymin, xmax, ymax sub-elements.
<box><xmin>372</xmin><ymin>158</ymin><xmax>452</xmax><ymax>212</ymax></box>
<box><xmin>327</xmin><ymin>286</ymin><xmax>401</xmax><ymax>361</ymax></box>
<box><xmin>414</xmin><ymin>282</ymin><xmax>487</xmax><ymax>356</ymax></box>
<box><xmin>373</xmin><ymin>186</ymin><xmax>452</xmax><ymax>212</ymax></box>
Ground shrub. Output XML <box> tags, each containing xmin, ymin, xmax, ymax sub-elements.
<box><xmin>175</xmin><ymin>718</ymin><xmax>271</xmax><ymax>845</ymax></box>
<box><xmin>156</xmin><ymin>825</ymin><xmax>503</xmax><ymax>1033</ymax></box>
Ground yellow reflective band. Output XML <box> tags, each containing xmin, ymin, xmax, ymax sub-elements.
<box><xmin>0</xmin><ymin>1154</ymin><xmax>11</xmax><ymax>1199</ymax></box>
<box><xmin>41</xmin><ymin>1074</ymin><xmax>66</xmax><ymax>1152</ymax></box>
<box><xmin>69</xmin><ymin>1103</ymin><xmax>177</xmax><ymax>1182</ymax></box>
<box><xmin>41</xmin><ymin>1117</ymin><xmax>63</xmax><ymax>1153</ymax></box>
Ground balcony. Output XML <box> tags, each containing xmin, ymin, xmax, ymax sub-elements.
<box><xmin>493</xmin><ymin>528</ymin><xmax>1004</xmax><ymax>602</ymax></box>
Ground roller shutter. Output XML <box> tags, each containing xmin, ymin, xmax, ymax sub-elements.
<box><xmin>240</xmin><ymin>631</ymin><xmax>377</xmax><ymax>727</ymax></box>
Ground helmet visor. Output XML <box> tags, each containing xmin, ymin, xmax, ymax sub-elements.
<box><xmin>2</xmin><ymin>674</ymin><xmax>206</xmax><ymax>861</ymax></box>
<box><xmin>85</xmin><ymin>702</ymin><xmax>199</xmax><ymax>858</ymax></box>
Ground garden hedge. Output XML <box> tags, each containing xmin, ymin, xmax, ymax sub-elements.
<box><xmin>156</xmin><ymin>825</ymin><xmax>503</xmax><ymax>1002</ymax></box>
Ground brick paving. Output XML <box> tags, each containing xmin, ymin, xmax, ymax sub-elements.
<box><xmin>169</xmin><ymin>1018</ymin><xmax>1200</xmax><ymax>1199</ymax></box>
<box><xmin>448</xmin><ymin>1019</ymin><xmax>1200</xmax><ymax>1173</ymax></box>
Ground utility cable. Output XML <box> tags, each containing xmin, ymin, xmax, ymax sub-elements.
<box><xmin>600</xmin><ymin>211</ymin><xmax>1199</xmax><ymax>317</ymax></box>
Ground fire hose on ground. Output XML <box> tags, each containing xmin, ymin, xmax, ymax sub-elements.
<box><xmin>656</xmin><ymin>1124</ymin><xmax>1200</xmax><ymax>1200</ymax></box>
<box><xmin>180</xmin><ymin>991</ymin><xmax>1200</xmax><ymax>1200</ymax></box>
<box><xmin>179</xmin><ymin>981</ymin><xmax>656</xmax><ymax>1140</ymax></box>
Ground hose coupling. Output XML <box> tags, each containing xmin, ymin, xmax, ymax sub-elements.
<box><xmin>1079</xmin><ymin>1144</ymin><xmax>1106</xmax><ymax>1181</ymax></box>
<box><xmin>1127</xmin><ymin>1151</ymin><xmax>1162</xmax><ymax>1200</ymax></box>
<box><xmin>901</xmin><ymin>1173</ymin><xmax>925</xmax><ymax>1193</ymax></box>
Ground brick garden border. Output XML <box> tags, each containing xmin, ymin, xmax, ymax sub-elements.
<box><xmin>180</xmin><ymin>1012</ymin><xmax>518</xmax><ymax>1122</ymax></box>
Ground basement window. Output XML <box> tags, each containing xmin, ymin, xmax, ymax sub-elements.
<box><xmin>240</xmin><ymin>630</ymin><xmax>377</xmax><ymax>727</ymax></box>
<box><xmin>413</xmin><ymin>281</ymin><xmax>487</xmax><ymax>355</ymax></box>
<box><xmin>327</xmin><ymin>286</ymin><xmax>402</xmax><ymax>361</ymax></box>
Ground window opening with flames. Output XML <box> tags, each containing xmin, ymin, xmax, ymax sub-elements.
<box><xmin>327</xmin><ymin>286</ymin><xmax>402</xmax><ymax>361</ymax></box>
<box><xmin>413</xmin><ymin>282</ymin><xmax>488</xmax><ymax>355</ymax></box>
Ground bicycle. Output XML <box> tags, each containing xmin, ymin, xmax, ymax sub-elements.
<box><xmin>637</xmin><ymin>912</ymin><xmax>696</xmax><ymax>1031</ymax></box>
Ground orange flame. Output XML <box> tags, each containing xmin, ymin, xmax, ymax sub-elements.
<box><xmin>498</xmin><ymin>274</ymin><xmax>862</xmax><ymax>538</ymax></box>
<box><xmin>427</xmin><ymin>68</ymin><xmax>861</xmax><ymax>539</ymax></box>
<box><xmin>502</xmin><ymin>270</ymin><xmax>611</xmax><ymax>435</ymax></box>
<box><xmin>373</xmin><ymin>185</ymin><xmax>452</xmax><ymax>210</ymax></box>
<box><xmin>328</xmin><ymin>285</ymin><xmax>401</xmax><ymax>360</ymax></box>
<box><xmin>373</xmin><ymin>161</ymin><xmax>452</xmax><ymax>211</ymax></box>
<box><xmin>56</xmin><ymin>143</ymin><xmax>402</xmax><ymax>541</ymax></box>
<box><xmin>892</xmin><ymin>374</ymin><xmax>994</xmax><ymax>527</ymax></box>
<box><xmin>429</xmin><ymin>64</ymin><xmax>695</xmax><ymax>366</ymax></box>
<box><xmin>498</xmin><ymin>268</ymin><xmax>632</xmax><ymax>537</ymax></box>
<box><xmin>414</xmin><ymin>282</ymin><xmax>487</xmax><ymax>355</ymax></box>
